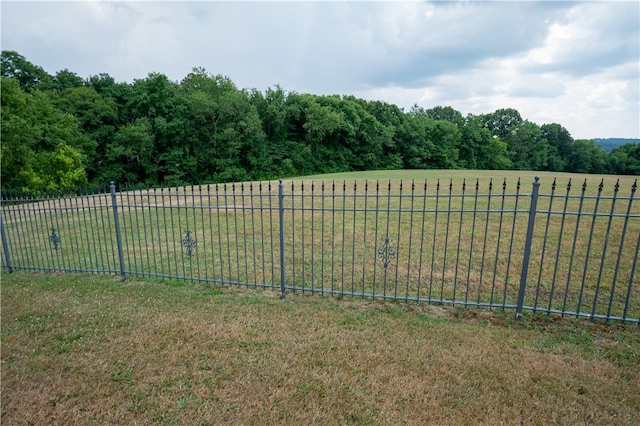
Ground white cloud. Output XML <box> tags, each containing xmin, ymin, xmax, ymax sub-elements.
<box><xmin>1</xmin><ymin>0</ymin><xmax>638</xmax><ymax>139</ymax></box>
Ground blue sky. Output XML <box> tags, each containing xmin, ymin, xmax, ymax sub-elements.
<box><xmin>2</xmin><ymin>0</ymin><xmax>638</xmax><ymax>139</ymax></box>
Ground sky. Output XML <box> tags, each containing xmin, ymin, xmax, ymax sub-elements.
<box><xmin>1</xmin><ymin>0</ymin><xmax>639</xmax><ymax>140</ymax></box>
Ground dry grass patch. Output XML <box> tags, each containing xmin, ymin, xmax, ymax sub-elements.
<box><xmin>2</xmin><ymin>272</ymin><xmax>639</xmax><ymax>425</ymax></box>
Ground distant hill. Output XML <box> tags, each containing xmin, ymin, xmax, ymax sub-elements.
<box><xmin>594</xmin><ymin>138</ymin><xmax>640</xmax><ymax>152</ymax></box>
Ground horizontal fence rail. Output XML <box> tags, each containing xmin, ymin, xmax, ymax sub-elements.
<box><xmin>1</xmin><ymin>177</ymin><xmax>638</xmax><ymax>324</ymax></box>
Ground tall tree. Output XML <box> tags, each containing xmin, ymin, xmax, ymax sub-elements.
<box><xmin>480</xmin><ymin>108</ymin><xmax>524</xmax><ymax>139</ymax></box>
<box><xmin>53</xmin><ymin>86</ymin><xmax>119</xmax><ymax>180</ymax></box>
<box><xmin>461</xmin><ymin>115</ymin><xmax>511</xmax><ymax>170</ymax></box>
<box><xmin>1</xmin><ymin>50</ymin><xmax>54</xmax><ymax>91</ymax></box>
<box><xmin>567</xmin><ymin>139</ymin><xmax>607</xmax><ymax>174</ymax></box>
<box><xmin>398</xmin><ymin>109</ymin><xmax>437</xmax><ymax>169</ymax></box>
<box><xmin>508</xmin><ymin>121</ymin><xmax>549</xmax><ymax>170</ymax></box>
<box><xmin>426</xmin><ymin>105</ymin><xmax>465</xmax><ymax>128</ymax></box>
<box><xmin>103</xmin><ymin>118</ymin><xmax>155</xmax><ymax>183</ymax></box>
<box><xmin>1</xmin><ymin>77</ymin><xmax>93</xmax><ymax>191</ymax></box>
<box><xmin>608</xmin><ymin>143</ymin><xmax>640</xmax><ymax>175</ymax></box>
<box><xmin>182</xmin><ymin>68</ymin><xmax>264</xmax><ymax>182</ymax></box>
<box><xmin>540</xmin><ymin>123</ymin><xmax>573</xmax><ymax>172</ymax></box>
<box><xmin>53</xmin><ymin>69</ymin><xmax>84</xmax><ymax>91</ymax></box>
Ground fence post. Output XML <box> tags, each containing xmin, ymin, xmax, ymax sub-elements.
<box><xmin>0</xmin><ymin>213</ymin><xmax>13</xmax><ymax>273</ymax></box>
<box><xmin>516</xmin><ymin>176</ymin><xmax>540</xmax><ymax>319</ymax></box>
<box><xmin>278</xmin><ymin>180</ymin><xmax>286</xmax><ymax>299</ymax></box>
<box><xmin>110</xmin><ymin>182</ymin><xmax>126</xmax><ymax>281</ymax></box>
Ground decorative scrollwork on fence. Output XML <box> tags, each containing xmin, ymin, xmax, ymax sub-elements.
<box><xmin>49</xmin><ymin>228</ymin><xmax>61</xmax><ymax>252</ymax></box>
<box><xmin>377</xmin><ymin>238</ymin><xmax>396</xmax><ymax>269</ymax></box>
<box><xmin>182</xmin><ymin>230</ymin><xmax>197</xmax><ymax>258</ymax></box>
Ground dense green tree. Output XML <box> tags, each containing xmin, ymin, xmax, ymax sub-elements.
<box><xmin>567</xmin><ymin>139</ymin><xmax>608</xmax><ymax>174</ymax></box>
<box><xmin>3</xmin><ymin>50</ymin><xmax>635</xmax><ymax>191</ymax></box>
<box><xmin>20</xmin><ymin>143</ymin><xmax>87</xmax><ymax>192</ymax></box>
<box><xmin>398</xmin><ymin>109</ymin><xmax>438</xmax><ymax>169</ymax></box>
<box><xmin>182</xmin><ymin>68</ymin><xmax>264</xmax><ymax>182</ymax></box>
<box><xmin>608</xmin><ymin>143</ymin><xmax>640</xmax><ymax>175</ymax></box>
<box><xmin>87</xmin><ymin>73</ymin><xmax>134</xmax><ymax>123</ymax></box>
<box><xmin>461</xmin><ymin>115</ymin><xmax>511</xmax><ymax>170</ymax></box>
<box><xmin>1</xmin><ymin>50</ymin><xmax>55</xmax><ymax>91</ymax></box>
<box><xmin>53</xmin><ymin>86</ymin><xmax>119</xmax><ymax>180</ymax></box>
<box><xmin>425</xmin><ymin>105</ymin><xmax>465</xmax><ymax>128</ymax></box>
<box><xmin>479</xmin><ymin>109</ymin><xmax>550</xmax><ymax>170</ymax></box>
<box><xmin>119</xmin><ymin>72</ymin><xmax>194</xmax><ymax>184</ymax></box>
<box><xmin>103</xmin><ymin>118</ymin><xmax>155</xmax><ymax>183</ymax></box>
<box><xmin>1</xmin><ymin>77</ymin><xmax>41</xmax><ymax>191</ymax></box>
<box><xmin>358</xmin><ymin>100</ymin><xmax>404</xmax><ymax>168</ymax></box>
<box><xmin>480</xmin><ymin>108</ymin><xmax>524</xmax><ymax>140</ymax></box>
<box><xmin>540</xmin><ymin>123</ymin><xmax>573</xmax><ymax>172</ymax></box>
<box><xmin>53</xmin><ymin>69</ymin><xmax>84</xmax><ymax>91</ymax></box>
<box><xmin>430</xmin><ymin>120</ymin><xmax>461</xmax><ymax>169</ymax></box>
<box><xmin>405</xmin><ymin>106</ymin><xmax>461</xmax><ymax>169</ymax></box>
<box><xmin>1</xmin><ymin>77</ymin><xmax>93</xmax><ymax>191</ymax></box>
<box><xmin>508</xmin><ymin>121</ymin><xmax>549</xmax><ymax>170</ymax></box>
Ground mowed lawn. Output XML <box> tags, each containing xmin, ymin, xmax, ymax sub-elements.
<box><xmin>2</xmin><ymin>271</ymin><xmax>639</xmax><ymax>425</ymax></box>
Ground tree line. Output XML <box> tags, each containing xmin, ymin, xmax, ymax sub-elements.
<box><xmin>2</xmin><ymin>50</ymin><xmax>639</xmax><ymax>192</ymax></box>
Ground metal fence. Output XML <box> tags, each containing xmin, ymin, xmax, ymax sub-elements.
<box><xmin>1</xmin><ymin>177</ymin><xmax>638</xmax><ymax>324</ymax></box>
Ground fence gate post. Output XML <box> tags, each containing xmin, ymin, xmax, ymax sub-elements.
<box><xmin>516</xmin><ymin>176</ymin><xmax>541</xmax><ymax>320</ymax></box>
<box><xmin>278</xmin><ymin>180</ymin><xmax>286</xmax><ymax>299</ymax></box>
<box><xmin>0</xmin><ymin>213</ymin><xmax>13</xmax><ymax>273</ymax></box>
<box><xmin>110</xmin><ymin>182</ymin><xmax>126</xmax><ymax>281</ymax></box>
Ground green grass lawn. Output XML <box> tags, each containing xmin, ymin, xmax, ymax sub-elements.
<box><xmin>2</xmin><ymin>271</ymin><xmax>639</xmax><ymax>425</ymax></box>
<box><xmin>2</xmin><ymin>169</ymin><xmax>638</xmax><ymax>320</ymax></box>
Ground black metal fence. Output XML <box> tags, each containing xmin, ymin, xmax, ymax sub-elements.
<box><xmin>1</xmin><ymin>177</ymin><xmax>638</xmax><ymax>324</ymax></box>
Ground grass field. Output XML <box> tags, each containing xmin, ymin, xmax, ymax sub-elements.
<box><xmin>3</xmin><ymin>169</ymin><xmax>637</xmax><ymax>320</ymax></box>
<box><xmin>1</xmin><ymin>271</ymin><xmax>639</xmax><ymax>425</ymax></box>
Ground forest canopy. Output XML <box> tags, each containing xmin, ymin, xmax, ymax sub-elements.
<box><xmin>2</xmin><ymin>50</ymin><xmax>638</xmax><ymax>192</ymax></box>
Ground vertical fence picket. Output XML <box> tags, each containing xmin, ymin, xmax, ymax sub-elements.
<box><xmin>516</xmin><ymin>176</ymin><xmax>540</xmax><ymax>319</ymax></box>
<box><xmin>0</xmin><ymin>213</ymin><xmax>12</xmax><ymax>273</ymax></box>
<box><xmin>622</xmin><ymin>232</ymin><xmax>640</xmax><ymax>323</ymax></box>
<box><xmin>3</xmin><ymin>175</ymin><xmax>638</xmax><ymax>324</ymax></box>
<box><xmin>478</xmin><ymin>179</ymin><xmax>492</xmax><ymax>305</ymax></box>
<box><xmin>394</xmin><ymin>180</ymin><xmax>403</xmax><ymax>299</ymax></box>
<box><xmin>330</xmin><ymin>181</ymin><xmax>336</xmax><ymax>294</ymax></box>
<box><xmin>547</xmin><ymin>180</ymin><xmax>572</xmax><ymax>313</ymax></box>
<box><xmin>27</xmin><ymin>194</ymin><xmax>44</xmax><ymax>271</ymax></box>
<box><xmin>591</xmin><ymin>181</ymin><xmax>620</xmax><ymax>318</ymax></box>
<box><xmin>20</xmin><ymin>195</ymin><xmax>40</xmax><ymax>269</ymax></box>
<box><xmin>361</xmin><ymin>181</ymin><xmax>369</xmax><ymax>297</ymax></box>
<box><xmin>278</xmin><ymin>180</ymin><xmax>286</xmax><ymax>298</ymax></box>
<box><xmin>534</xmin><ymin>179</ymin><xmax>557</xmax><ymax>312</ymax></box>
<box><xmin>341</xmin><ymin>181</ymin><xmax>347</xmax><ymax>295</ymax></box>
<box><xmin>607</xmin><ymin>180</ymin><xmax>637</xmax><ymax>319</ymax></box>
<box><xmin>405</xmin><ymin>180</ymin><xmax>416</xmax><ymax>301</ymax></box>
<box><xmin>122</xmin><ymin>184</ymin><xmax>136</xmax><ymax>275</ymax></box>
<box><xmin>268</xmin><ymin>182</ymin><xmax>276</xmax><ymax>288</ymax></box>
<box><xmin>311</xmin><ymin>181</ymin><xmax>316</xmax><ymax>293</ymax></box>
<box><xmin>350</xmin><ymin>181</ymin><xmax>358</xmax><ymax>296</ymax></box>
<box><xmin>250</xmin><ymin>182</ymin><xmax>264</xmax><ymax>287</ymax></box>
<box><xmin>291</xmin><ymin>181</ymin><xmax>296</xmax><ymax>288</ymax></box>
<box><xmin>442</xmin><ymin>180</ymin><xmax>453</xmax><ymax>302</ymax></box>
<box><xmin>214</xmin><ymin>184</ymin><xmax>224</xmax><ymax>283</ymax></box>
<box><xmin>110</xmin><ymin>182</ymin><xmax>126</xmax><ymax>281</ymax></box>
<box><xmin>382</xmin><ymin>181</ymin><xmax>392</xmax><ymax>298</ymax></box>
<box><xmin>490</xmin><ymin>179</ymin><xmax>506</xmax><ymax>308</ymax></box>
<box><xmin>453</xmin><ymin>180</ymin><xmax>465</xmax><ymax>302</ymax></box>
<box><xmin>416</xmin><ymin>180</ymin><xmax>428</xmax><ymax>301</ymax></box>
<box><xmin>300</xmin><ymin>182</ymin><xmax>306</xmax><ymax>291</ymax></box>
<box><xmin>466</xmin><ymin>180</ymin><xmax>480</xmax><ymax>306</ymax></box>
<box><xmin>429</xmin><ymin>180</ymin><xmax>440</xmax><ymax>302</ymax></box>
<box><xmin>503</xmin><ymin>179</ymin><xmax>521</xmax><ymax>309</ymax></box>
<box><xmin>576</xmin><ymin>180</ymin><xmax>604</xmax><ymax>316</ymax></box>
<box><xmin>19</xmin><ymin>195</ymin><xmax>40</xmax><ymax>266</ymax></box>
